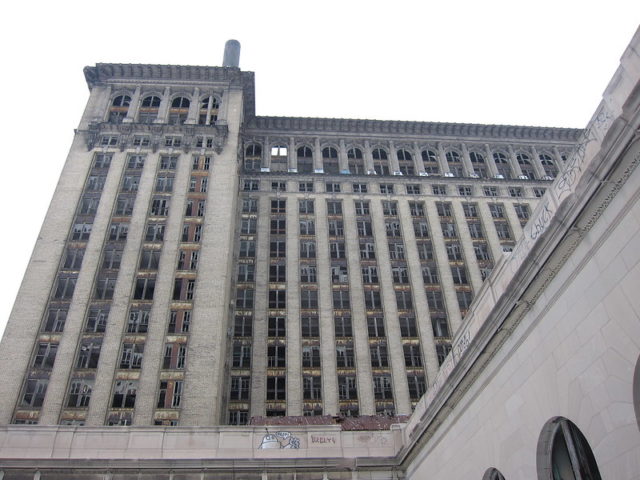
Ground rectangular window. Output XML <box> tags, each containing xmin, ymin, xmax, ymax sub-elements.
<box><xmin>300</xmin><ymin>264</ymin><xmax>316</xmax><ymax>283</ymax></box>
<box><xmin>334</xmin><ymin>316</ymin><xmax>353</xmax><ymax>337</ymax></box>
<box><xmin>399</xmin><ymin>316</ymin><xmax>417</xmax><ymax>337</ymax></box>
<box><xmin>242</xmin><ymin>198</ymin><xmax>258</xmax><ymax>213</ymax></box>
<box><xmin>338</xmin><ymin>376</ymin><xmax>357</xmax><ymax>400</ymax></box>
<box><xmin>243</xmin><ymin>180</ymin><xmax>259</xmax><ymax>191</ymax></box>
<box><xmin>77</xmin><ymin>339</ymin><xmax>101</xmax><ymax>369</ymax></box>
<box><xmin>367</xmin><ymin>316</ymin><xmax>385</xmax><ymax>337</ymax></box>
<box><xmin>127</xmin><ymin>154</ymin><xmax>145</xmax><ymax>169</ymax></box>
<box><xmin>382</xmin><ymin>201</ymin><xmax>398</xmax><ymax>216</ymax></box>
<box><xmin>303</xmin><ymin>376</ymin><xmax>322</xmax><ymax>400</ymax></box>
<box><xmin>43</xmin><ymin>308</ymin><xmax>67</xmax><ymax>333</ymax></box>
<box><xmin>354</xmin><ymin>200</ymin><xmax>370</xmax><ymax>215</ymax></box>
<box><xmin>266</xmin><ymin>377</ymin><xmax>286</xmax><ymax>400</ymax></box>
<box><xmin>301</xmin><ymin>316</ymin><xmax>319</xmax><ymax>337</ymax></box>
<box><xmin>300</xmin><ymin>289</ymin><xmax>318</xmax><ymax>309</ymax></box>
<box><xmin>302</xmin><ymin>345</ymin><xmax>320</xmax><ymax>367</ymax></box>
<box><xmin>326</xmin><ymin>200</ymin><xmax>342</xmax><ymax>215</ymax></box>
<box><xmin>151</xmin><ymin>198</ymin><xmax>170</xmax><ymax>216</ymax></box>
<box><xmin>270</xmin><ymin>240</ymin><xmax>286</xmax><ymax>258</ymax></box>
<box><xmin>403</xmin><ymin>344</ymin><xmax>423</xmax><ymax>367</ymax></box>
<box><xmin>373</xmin><ymin>375</ymin><xmax>393</xmax><ymax>399</ymax></box>
<box><xmin>300</xmin><ymin>240</ymin><xmax>316</xmax><ymax>258</ymax></box>
<box><xmin>155</xmin><ymin>175</ymin><xmax>174</xmax><ymax>192</ymax></box>
<box><xmin>484</xmin><ymin>186</ymin><xmax>499</xmax><ymax>197</ymax></box>
<box><xmin>139</xmin><ymin>249</ymin><xmax>161</xmax><ymax>270</ymax></box>
<box><xmin>409</xmin><ymin>201</ymin><xmax>425</xmax><ymax>217</ymax></box>
<box><xmin>86</xmin><ymin>307</ymin><xmax>108</xmax><ymax>333</ymax></box>
<box><xmin>406</xmin><ymin>184</ymin><xmax>421</xmax><ymax>195</ymax></box>
<box><xmin>268</xmin><ymin>345</ymin><xmax>287</xmax><ymax>367</ymax></box>
<box><xmin>33</xmin><ymin>342</ymin><xmax>58</xmax><ymax>368</ymax></box>
<box><xmin>268</xmin><ymin>289</ymin><xmax>286</xmax><ymax>309</ymax></box>
<box><xmin>271</xmin><ymin>199</ymin><xmax>286</xmax><ymax>213</ymax></box>
<box><xmin>71</xmin><ymin>222</ymin><xmax>92</xmax><ymax>241</ymax></box>
<box><xmin>356</xmin><ymin>220</ymin><xmax>372</xmax><ymax>237</ymax></box>
<box><xmin>299</xmin><ymin>182</ymin><xmax>314</xmax><ymax>192</ymax></box>
<box><xmin>134</xmin><ymin>278</ymin><xmax>155</xmax><ymax>300</ymax></box>
<box><xmin>21</xmin><ymin>379</ymin><xmax>48</xmax><ymax>407</ymax></box>
<box><xmin>380</xmin><ymin>183</ymin><xmax>394</xmax><ymax>194</ymax></box>
<box><xmin>168</xmin><ymin>310</ymin><xmax>191</xmax><ymax>333</ymax></box>
<box><xmin>329</xmin><ymin>241</ymin><xmax>346</xmax><ymax>258</ymax></box>
<box><xmin>458</xmin><ymin>185</ymin><xmax>473</xmax><ymax>196</ymax></box>
<box><xmin>67</xmin><ymin>378</ymin><xmax>94</xmax><ymax>408</ymax></box>
<box><xmin>238</xmin><ymin>264</ymin><xmax>255</xmax><ymax>282</ymax></box>
<box><xmin>54</xmin><ymin>275</ymin><xmax>77</xmax><ymax>299</ymax></box>
<box><xmin>160</xmin><ymin>155</ymin><xmax>178</xmax><ymax>170</ymax></box>
<box><xmin>432</xmin><ymin>185</ymin><xmax>447</xmax><ymax>195</ymax></box>
<box><xmin>326</xmin><ymin>182</ymin><xmax>341</xmax><ymax>193</ymax></box>
<box><xmin>120</xmin><ymin>342</ymin><xmax>144</xmax><ymax>369</ymax></box>
<box><xmin>127</xmin><ymin>309</ymin><xmax>150</xmax><ymax>333</ymax></box>
<box><xmin>229</xmin><ymin>377</ymin><xmax>250</xmax><ymax>400</ymax></box>
<box><xmin>462</xmin><ymin>203</ymin><xmax>478</xmax><ymax>217</ymax></box>
<box><xmin>233</xmin><ymin>315</ymin><xmax>252</xmax><ymax>337</ymax></box>
<box><xmin>111</xmin><ymin>380</ymin><xmax>137</xmax><ymax>408</ymax></box>
<box><xmin>63</xmin><ymin>248</ymin><xmax>84</xmax><ymax>270</ymax></box>
<box><xmin>268</xmin><ymin>316</ymin><xmax>286</xmax><ymax>337</ymax></box>
<box><xmin>352</xmin><ymin>183</ymin><xmax>367</xmax><ymax>193</ymax></box>
<box><xmin>299</xmin><ymin>199</ymin><xmax>314</xmax><ymax>214</ymax></box>
<box><xmin>145</xmin><ymin>223</ymin><xmax>165</xmax><ymax>242</ymax></box>
<box><xmin>271</xmin><ymin>181</ymin><xmax>286</xmax><ymax>192</ymax></box>
<box><xmin>235</xmin><ymin>288</ymin><xmax>254</xmax><ymax>309</ymax></box>
<box><xmin>95</xmin><ymin>276</ymin><xmax>117</xmax><ymax>300</ymax></box>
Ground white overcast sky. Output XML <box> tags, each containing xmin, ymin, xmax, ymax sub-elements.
<box><xmin>0</xmin><ymin>1</ymin><xmax>638</xmax><ymax>338</ymax></box>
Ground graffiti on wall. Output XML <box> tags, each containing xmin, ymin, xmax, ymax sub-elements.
<box><xmin>258</xmin><ymin>431</ymin><xmax>301</xmax><ymax>449</ymax></box>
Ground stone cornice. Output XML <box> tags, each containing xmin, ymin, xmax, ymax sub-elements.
<box><xmin>246</xmin><ymin>116</ymin><xmax>583</xmax><ymax>143</ymax></box>
<box><xmin>83</xmin><ymin>63</ymin><xmax>256</xmax><ymax>118</ymax></box>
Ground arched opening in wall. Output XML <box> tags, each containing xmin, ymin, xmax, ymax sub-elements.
<box><xmin>296</xmin><ymin>146</ymin><xmax>313</xmax><ymax>173</ymax></box>
<box><xmin>322</xmin><ymin>146</ymin><xmax>339</xmax><ymax>174</ymax></box>
<box><xmin>536</xmin><ymin>416</ymin><xmax>602</xmax><ymax>480</ymax></box>
<box><xmin>634</xmin><ymin>354</ymin><xmax>640</xmax><ymax>431</ymax></box>
<box><xmin>483</xmin><ymin>467</ymin><xmax>506</xmax><ymax>480</ymax></box>
<box><xmin>244</xmin><ymin>144</ymin><xmax>262</xmax><ymax>172</ymax></box>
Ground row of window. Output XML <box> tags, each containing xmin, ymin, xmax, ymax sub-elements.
<box><xmin>245</xmin><ymin>143</ymin><xmax>564</xmax><ymax>180</ymax></box>
<box><xmin>107</xmin><ymin>93</ymin><xmax>220</xmax><ymax>126</ymax></box>
<box><xmin>246</xmin><ymin>179</ymin><xmax>546</xmax><ymax>198</ymax></box>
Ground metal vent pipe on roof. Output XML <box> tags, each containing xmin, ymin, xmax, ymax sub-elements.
<box><xmin>223</xmin><ymin>39</ymin><xmax>241</xmax><ymax>68</ymax></box>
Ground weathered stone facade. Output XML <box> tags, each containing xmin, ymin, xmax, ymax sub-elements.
<box><xmin>1</xmin><ymin>29</ymin><xmax>639</xmax><ymax>479</ymax></box>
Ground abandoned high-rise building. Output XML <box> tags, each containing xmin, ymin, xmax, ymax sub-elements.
<box><xmin>0</xmin><ymin>34</ymin><xmax>639</xmax><ymax>479</ymax></box>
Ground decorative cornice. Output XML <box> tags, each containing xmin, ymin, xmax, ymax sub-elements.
<box><xmin>246</xmin><ymin>116</ymin><xmax>583</xmax><ymax>143</ymax></box>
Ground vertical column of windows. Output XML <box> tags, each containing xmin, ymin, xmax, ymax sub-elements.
<box><xmin>326</xmin><ymin>199</ymin><xmax>356</xmax><ymax>417</ymax></box>
<box><xmin>489</xmin><ymin>202</ymin><xmax>516</xmax><ymax>252</ymax></box>
<box><xmin>298</xmin><ymin>199</ymin><xmax>321</xmax><ymax>416</ymax></box>
<box><xmin>404</xmin><ymin>201</ymin><xmax>432</xmax><ymax>406</ymax></box>
<box><xmin>265</xmin><ymin>198</ymin><xmax>287</xmax><ymax>416</ymax></box>
<box><xmin>463</xmin><ymin>202</ymin><xmax>495</xmax><ymax>283</ymax></box>
<box><xmin>102</xmin><ymin>154</ymin><xmax>148</xmax><ymax>426</ymax></box>
<box><xmin>14</xmin><ymin>153</ymin><xmax>112</xmax><ymax>425</ymax></box>
<box><xmin>227</xmin><ymin>196</ymin><xmax>258</xmax><ymax>425</ymax></box>
<box><xmin>298</xmin><ymin>199</ymin><xmax>323</xmax><ymax>416</ymax></box>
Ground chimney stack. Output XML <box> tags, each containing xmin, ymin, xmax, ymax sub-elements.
<box><xmin>223</xmin><ymin>39</ymin><xmax>241</xmax><ymax>68</ymax></box>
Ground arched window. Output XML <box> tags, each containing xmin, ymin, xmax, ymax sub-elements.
<box><xmin>397</xmin><ymin>149</ymin><xmax>414</xmax><ymax>175</ymax></box>
<box><xmin>372</xmin><ymin>148</ymin><xmax>389</xmax><ymax>175</ymax></box>
<box><xmin>198</xmin><ymin>96</ymin><xmax>220</xmax><ymax>125</ymax></box>
<box><xmin>169</xmin><ymin>96</ymin><xmax>190</xmax><ymax>125</ymax></box>
<box><xmin>108</xmin><ymin>95</ymin><xmax>131</xmax><ymax>123</ymax></box>
<box><xmin>138</xmin><ymin>95</ymin><xmax>161</xmax><ymax>124</ymax></box>
<box><xmin>322</xmin><ymin>147</ymin><xmax>339</xmax><ymax>174</ymax></box>
<box><xmin>482</xmin><ymin>468</ymin><xmax>506</xmax><ymax>480</ymax></box>
<box><xmin>517</xmin><ymin>153</ymin><xmax>536</xmax><ymax>179</ymax></box>
<box><xmin>244</xmin><ymin>144</ymin><xmax>262</xmax><ymax>172</ymax></box>
<box><xmin>536</xmin><ymin>417</ymin><xmax>602</xmax><ymax>480</ymax></box>
<box><xmin>297</xmin><ymin>146</ymin><xmax>313</xmax><ymax>174</ymax></box>
<box><xmin>446</xmin><ymin>150</ymin><xmax>462</xmax><ymax>176</ymax></box>
<box><xmin>469</xmin><ymin>151</ymin><xmax>486</xmax><ymax>178</ymax></box>
<box><xmin>348</xmin><ymin>148</ymin><xmax>364</xmax><ymax>174</ymax></box>
<box><xmin>493</xmin><ymin>152</ymin><xmax>512</xmax><ymax>179</ymax></box>
<box><xmin>539</xmin><ymin>153</ymin><xmax>558</xmax><ymax>179</ymax></box>
<box><xmin>422</xmin><ymin>149</ymin><xmax>440</xmax><ymax>175</ymax></box>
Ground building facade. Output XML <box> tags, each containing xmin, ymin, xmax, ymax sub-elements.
<box><xmin>0</xmin><ymin>33</ymin><xmax>639</xmax><ymax>479</ymax></box>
